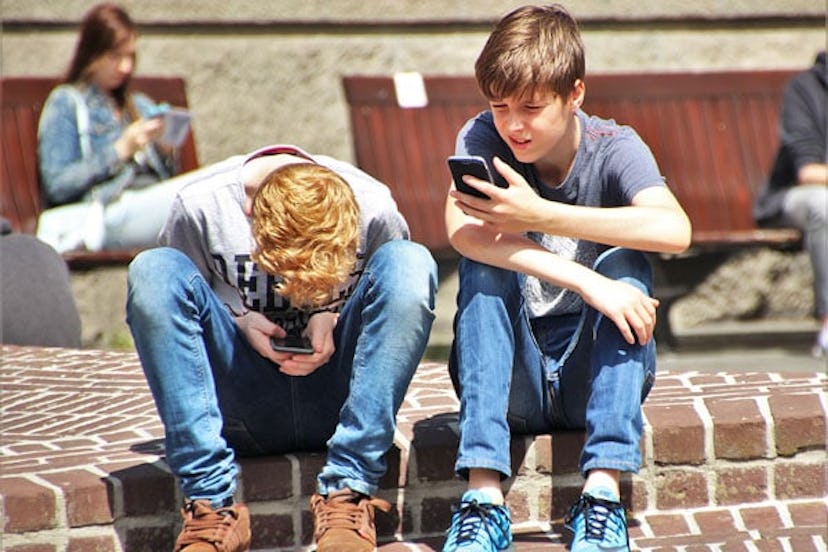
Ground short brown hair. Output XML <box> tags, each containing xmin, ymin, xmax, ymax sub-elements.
<box><xmin>475</xmin><ymin>4</ymin><xmax>585</xmax><ymax>101</ymax></box>
<box><xmin>251</xmin><ymin>163</ymin><xmax>360</xmax><ymax>309</ymax></box>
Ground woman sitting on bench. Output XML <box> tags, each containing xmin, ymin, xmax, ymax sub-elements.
<box><xmin>37</xmin><ymin>2</ymin><xmax>194</xmax><ymax>253</ymax></box>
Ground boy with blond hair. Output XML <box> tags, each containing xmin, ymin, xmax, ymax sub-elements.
<box><xmin>127</xmin><ymin>144</ymin><xmax>437</xmax><ymax>552</ymax></box>
<box><xmin>442</xmin><ymin>5</ymin><xmax>691</xmax><ymax>551</ymax></box>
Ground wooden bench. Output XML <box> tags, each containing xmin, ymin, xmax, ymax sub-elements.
<box><xmin>0</xmin><ymin>76</ymin><xmax>199</xmax><ymax>269</ymax></box>
<box><xmin>343</xmin><ymin>70</ymin><xmax>801</xmax><ymax>344</ymax></box>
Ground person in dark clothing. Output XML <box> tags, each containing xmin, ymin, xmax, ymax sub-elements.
<box><xmin>0</xmin><ymin>217</ymin><xmax>82</xmax><ymax>348</ymax></box>
<box><xmin>754</xmin><ymin>51</ymin><xmax>827</xmax><ymax>357</ymax></box>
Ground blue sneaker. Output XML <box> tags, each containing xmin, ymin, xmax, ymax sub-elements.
<box><xmin>564</xmin><ymin>487</ymin><xmax>629</xmax><ymax>552</ymax></box>
<box><xmin>442</xmin><ymin>490</ymin><xmax>513</xmax><ymax>551</ymax></box>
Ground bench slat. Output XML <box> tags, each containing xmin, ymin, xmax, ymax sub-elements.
<box><xmin>344</xmin><ymin>70</ymin><xmax>801</xmax><ymax>255</ymax></box>
<box><xmin>0</xmin><ymin>75</ymin><xmax>199</xmax><ymax>268</ymax></box>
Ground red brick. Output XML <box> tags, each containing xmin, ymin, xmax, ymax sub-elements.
<box><xmin>655</xmin><ymin>469</ymin><xmax>708</xmax><ymax>509</ymax></box>
<box><xmin>250</xmin><ymin>512</ymin><xmax>294</xmax><ymax>549</ymax></box>
<box><xmin>773</xmin><ymin>462</ymin><xmax>825</xmax><ymax>499</ymax></box>
<box><xmin>104</xmin><ymin>461</ymin><xmax>177</xmax><ymax>516</ymax></box>
<box><xmin>238</xmin><ymin>456</ymin><xmax>293</xmax><ymax>501</ymax></box>
<box><xmin>750</xmin><ymin>537</ymin><xmax>786</xmax><ymax>551</ymax></box>
<box><xmin>629</xmin><ymin>475</ymin><xmax>649</xmax><ymax>513</ymax></box>
<box><xmin>550</xmin><ymin>430</ymin><xmax>585</xmax><ymax>475</ymax></box>
<box><xmin>41</xmin><ymin>469</ymin><xmax>113</xmax><ymax>526</ymax></box>
<box><xmin>297</xmin><ymin>452</ymin><xmax>326</xmax><ymax>496</ymax></box>
<box><xmin>379</xmin><ymin>446</ymin><xmax>402</xmax><ymax>489</ymax></box>
<box><xmin>411</xmin><ymin>420</ymin><xmax>459</xmax><ymax>482</ymax></box>
<box><xmin>5</xmin><ymin>545</ymin><xmax>57</xmax><ymax>552</ymax></box>
<box><xmin>124</xmin><ymin>525</ymin><xmax>176</xmax><ymax>551</ymax></box>
<box><xmin>644</xmin><ymin>512</ymin><xmax>691</xmax><ymax>537</ymax></box>
<box><xmin>301</xmin><ymin>508</ymin><xmax>314</xmax><ymax>546</ymax></box>
<box><xmin>788</xmin><ymin>500</ymin><xmax>828</xmax><ymax>527</ymax></box>
<box><xmin>693</xmin><ymin>508</ymin><xmax>738</xmax><ymax>534</ymax></box>
<box><xmin>66</xmin><ymin>535</ymin><xmax>117</xmax><ymax>552</ymax></box>
<box><xmin>706</xmin><ymin>397</ymin><xmax>766</xmax><ymax>459</ymax></box>
<box><xmin>0</xmin><ymin>477</ymin><xmax>57</xmax><ymax>533</ymax></box>
<box><xmin>375</xmin><ymin>502</ymin><xmax>401</xmax><ymax>538</ymax></box>
<box><xmin>420</xmin><ymin>496</ymin><xmax>454</xmax><ymax>534</ymax></box>
<box><xmin>739</xmin><ymin>505</ymin><xmax>784</xmax><ymax>531</ymax></box>
<box><xmin>645</xmin><ymin>405</ymin><xmax>705</xmax><ymax>465</ymax></box>
<box><xmin>769</xmin><ymin>393</ymin><xmax>826</xmax><ymax>455</ymax></box>
<box><xmin>506</xmin><ymin>488</ymin><xmax>530</xmax><ymax>523</ymax></box>
<box><xmin>550</xmin><ymin>484</ymin><xmax>582</xmax><ymax>520</ymax></box>
<box><xmin>715</xmin><ymin>466</ymin><xmax>768</xmax><ymax>505</ymax></box>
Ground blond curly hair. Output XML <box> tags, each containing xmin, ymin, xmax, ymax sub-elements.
<box><xmin>251</xmin><ymin>163</ymin><xmax>360</xmax><ymax>309</ymax></box>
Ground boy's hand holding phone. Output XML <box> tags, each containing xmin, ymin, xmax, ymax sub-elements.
<box><xmin>448</xmin><ymin>155</ymin><xmax>505</xmax><ymax>199</ymax></box>
<box><xmin>270</xmin><ymin>333</ymin><xmax>314</xmax><ymax>355</ymax></box>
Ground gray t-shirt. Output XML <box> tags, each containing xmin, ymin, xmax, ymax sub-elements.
<box><xmin>159</xmin><ymin>144</ymin><xmax>409</xmax><ymax>332</ymax></box>
<box><xmin>456</xmin><ymin>110</ymin><xmax>665</xmax><ymax>318</ymax></box>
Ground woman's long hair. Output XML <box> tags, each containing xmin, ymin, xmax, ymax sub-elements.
<box><xmin>64</xmin><ymin>2</ymin><xmax>137</xmax><ymax>114</ymax></box>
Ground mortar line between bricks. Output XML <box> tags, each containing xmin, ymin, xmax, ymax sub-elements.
<box><xmin>754</xmin><ymin>394</ymin><xmax>777</xmax><ymax>460</ymax></box>
<box><xmin>744</xmin><ymin>540</ymin><xmax>762</xmax><ymax>552</ymax></box>
<box><xmin>640</xmin><ymin>411</ymin><xmax>656</xmax><ymax>510</ymax></box>
<box><xmin>728</xmin><ymin>501</ymin><xmax>751</xmax><ymax>533</ymax></box>
<box><xmin>777</xmin><ymin>500</ymin><xmax>796</xmax><ymax>528</ymax></box>
<box><xmin>287</xmin><ymin>453</ymin><xmax>304</xmax><ymax>549</ymax></box>
<box><xmin>692</xmin><ymin>394</ymin><xmax>717</xmax><ymax>507</ymax></box>
<box><xmin>26</xmin><ymin>472</ymin><xmax>69</xmax><ymax>529</ymax></box>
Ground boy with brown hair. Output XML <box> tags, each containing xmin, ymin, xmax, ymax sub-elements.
<box><xmin>127</xmin><ymin>144</ymin><xmax>437</xmax><ymax>552</ymax></box>
<box><xmin>442</xmin><ymin>5</ymin><xmax>691</xmax><ymax>551</ymax></box>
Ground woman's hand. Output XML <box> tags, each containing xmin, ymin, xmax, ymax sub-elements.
<box><xmin>114</xmin><ymin>117</ymin><xmax>164</xmax><ymax>161</ymax></box>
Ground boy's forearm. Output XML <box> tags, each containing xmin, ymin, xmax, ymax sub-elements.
<box><xmin>533</xmin><ymin>202</ymin><xmax>691</xmax><ymax>255</ymax></box>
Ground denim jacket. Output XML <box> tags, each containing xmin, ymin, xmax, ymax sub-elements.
<box><xmin>37</xmin><ymin>82</ymin><xmax>174</xmax><ymax>207</ymax></box>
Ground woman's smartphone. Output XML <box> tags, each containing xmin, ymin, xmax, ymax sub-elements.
<box><xmin>270</xmin><ymin>334</ymin><xmax>314</xmax><ymax>355</ymax></box>
<box><xmin>447</xmin><ymin>155</ymin><xmax>500</xmax><ymax>199</ymax></box>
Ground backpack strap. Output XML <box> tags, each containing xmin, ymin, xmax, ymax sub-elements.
<box><xmin>64</xmin><ymin>85</ymin><xmax>92</xmax><ymax>159</ymax></box>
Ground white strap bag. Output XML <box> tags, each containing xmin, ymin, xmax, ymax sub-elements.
<box><xmin>36</xmin><ymin>86</ymin><xmax>106</xmax><ymax>253</ymax></box>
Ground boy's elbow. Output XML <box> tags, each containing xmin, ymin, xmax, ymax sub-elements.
<box><xmin>668</xmin><ymin>218</ymin><xmax>693</xmax><ymax>254</ymax></box>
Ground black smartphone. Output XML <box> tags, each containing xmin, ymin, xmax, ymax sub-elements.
<box><xmin>270</xmin><ymin>334</ymin><xmax>314</xmax><ymax>355</ymax></box>
<box><xmin>447</xmin><ymin>155</ymin><xmax>500</xmax><ymax>199</ymax></box>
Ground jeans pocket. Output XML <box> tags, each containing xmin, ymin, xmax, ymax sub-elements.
<box><xmin>221</xmin><ymin>414</ymin><xmax>266</xmax><ymax>457</ymax></box>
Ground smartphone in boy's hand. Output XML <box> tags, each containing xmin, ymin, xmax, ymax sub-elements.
<box><xmin>270</xmin><ymin>334</ymin><xmax>314</xmax><ymax>355</ymax></box>
<box><xmin>448</xmin><ymin>155</ymin><xmax>503</xmax><ymax>199</ymax></box>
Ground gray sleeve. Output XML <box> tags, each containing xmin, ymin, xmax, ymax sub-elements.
<box><xmin>602</xmin><ymin>129</ymin><xmax>666</xmax><ymax>205</ymax></box>
<box><xmin>159</xmin><ymin>195</ymin><xmax>211</xmax><ymax>278</ymax></box>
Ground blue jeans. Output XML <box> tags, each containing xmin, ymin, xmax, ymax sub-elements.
<box><xmin>126</xmin><ymin>240</ymin><xmax>437</xmax><ymax>504</ymax></box>
<box><xmin>448</xmin><ymin>248</ymin><xmax>656</xmax><ymax>479</ymax></box>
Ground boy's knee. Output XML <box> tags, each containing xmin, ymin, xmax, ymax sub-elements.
<box><xmin>594</xmin><ymin>248</ymin><xmax>653</xmax><ymax>294</ymax></box>
<box><xmin>458</xmin><ymin>257</ymin><xmax>516</xmax><ymax>294</ymax></box>
<box><xmin>374</xmin><ymin>240</ymin><xmax>438</xmax><ymax>292</ymax></box>
<box><xmin>127</xmin><ymin>247</ymin><xmax>191</xmax><ymax>306</ymax></box>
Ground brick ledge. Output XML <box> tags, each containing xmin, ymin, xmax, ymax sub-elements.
<box><xmin>1</xmin><ymin>345</ymin><xmax>825</xmax><ymax>551</ymax></box>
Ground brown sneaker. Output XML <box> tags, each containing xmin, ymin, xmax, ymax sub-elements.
<box><xmin>174</xmin><ymin>499</ymin><xmax>251</xmax><ymax>552</ymax></box>
<box><xmin>311</xmin><ymin>489</ymin><xmax>392</xmax><ymax>552</ymax></box>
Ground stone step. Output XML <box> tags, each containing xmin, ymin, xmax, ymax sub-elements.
<box><xmin>1</xmin><ymin>345</ymin><xmax>825</xmax><ymax>551</ymax></box>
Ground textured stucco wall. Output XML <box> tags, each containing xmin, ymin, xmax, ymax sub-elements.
<box><xmin>2</xmin><ymin>1</ymin><xmax>824</xmax><ymax>164</ymax></box>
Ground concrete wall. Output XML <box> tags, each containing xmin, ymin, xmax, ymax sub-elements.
<box><xmin>2</xmin><ymin>1</ymin><xmax>824</xmax><ymax>165</ymax></box>
<box><xmin>3</xmin><ymin>2</ymin><xmax>824</xmax><ymax>348</ymax></box>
